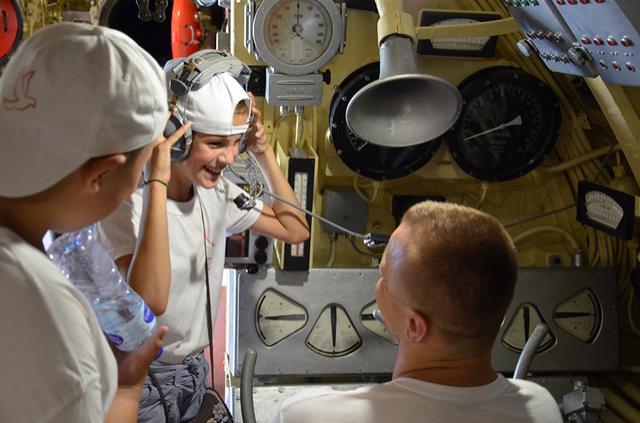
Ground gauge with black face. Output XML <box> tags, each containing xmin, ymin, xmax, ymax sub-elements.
<box><xmin>329</xmin><ymin>63</ymin><xmax>443</xmax><ymax>181</ymax></box>
<box><xmin>447</xmin><ymin>67</ymin><xmax>561</xmax><ymax>182</ymax></box>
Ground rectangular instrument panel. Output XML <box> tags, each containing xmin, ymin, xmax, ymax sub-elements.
<box><xmin>554</xmin><ymin>0</ymin><xmax>640</xmax><ymax>86</ymax></box>
<box><xmin>506</xmin><ymin>0</ymin><xmax>640</xmax><ymax>86</ymax></box>
<box><xmin>507</xmin><ymin>0</ymin><xmax>598</xmax><ymax>77</ymax></box>
<box><xmin>228</xmin><ymin>267</ymin><xmax>618</xmax><ymax>378</ymax></box>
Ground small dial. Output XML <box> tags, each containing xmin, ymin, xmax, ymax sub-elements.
<box><xmin>360</xmin><ymin>301</ymin><xmax>397</xmax><ymax>345</ymax></box>
<box><xmin>553</xmin><ymin>288</ymin><xmax>601</xmax><ymax>343</ymax></box>
<box><xmin>585</xmin><ymin>191</ymin><xmax>624</xmax><ymax>230</ymax></box>
<box><xmin>502</xmin><ymin>303</ymin><xmax>555</xmax><ymax>353</ymax></box>
<box><xmin>263</xmin><ymin>0</ymin><xmax>332</xmax><ymax>66</ymax></box>
<box><xmin>255</xmin><ymin>289</ymin><xmax>308</xmax><ymax>347</ymax></box>
<box><xmin>447</xmin><ymin>67</ymin><xmax>561</xmax><ymax>182</ymax></box>
<box><xmin>306</xmin><ymin>304</ymin><xmax>362</xmax><ymax>357</ymax></box>
<box><xmin>429</xmin><ymin>18</ymin><xmax>491</xmax><ymax>51</ymax></box>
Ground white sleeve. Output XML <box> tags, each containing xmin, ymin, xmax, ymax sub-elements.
<box><xmin>97</xmin><ymin>189</ymin><xmax>143</xmax><ymax>260</ymax></box>
<box><xmin>223</xmin><ymin>178</ymin><xmax>263</xmax><ymax>235</ymax></box>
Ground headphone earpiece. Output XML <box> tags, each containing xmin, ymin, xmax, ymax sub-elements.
<box><xmin>165</xmin><ymin>112</ymin><xmax>192</xmax><ymax>162</ymax></box>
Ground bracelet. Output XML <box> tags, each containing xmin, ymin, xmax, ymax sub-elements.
<box><xmin>143</xmin><ymin>178</ymin><xmax>169</xmax><ymax>188</ymax></box>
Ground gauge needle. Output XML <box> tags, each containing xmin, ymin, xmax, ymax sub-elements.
<box><xmin>292</xmin><ymin>1</ymin><xmax>303</xmax><ymax>36</ymax></box>
<box><xmin>463</xmin><ymin>115</ymin><xmax>523</xmax><ymax>141</ymax></box>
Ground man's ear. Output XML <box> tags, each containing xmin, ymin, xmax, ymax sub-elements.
<box><xmin>80</xmin><ymin>154</ymin><xmax>127</xmax><ymax>194</ymax></box>
<box><xmin>406</xmin><ymin>309</ymin><xmax>430</xmax><ymax>343</ymax></box>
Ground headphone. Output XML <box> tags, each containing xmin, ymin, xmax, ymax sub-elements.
<box><xmin>163</xmin><ymin>50</ymin><xmax>252</xmax><ymax>162</ymax></box>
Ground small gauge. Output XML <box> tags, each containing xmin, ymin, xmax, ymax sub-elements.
<box><xmin>360</xmin><ymin>301</ymin><xmax>397</xmax><ymax>345</ymax></box>
<box><xmin>585</xmin><ymin>191</ymin><xmax>624</xmax><ymax>230</ymax></box>
<box><xmin>255</xmin><ymin>289</ymin><xmax>308</xmax><ymax>347</ymax></box>
<box><xmin>577</xmin><ymin>181</ymin><xmax>635</xmax><ymax>240</ymax></box>
<box><xmin>447</xmin><ymin>67</ymin><xmax>561</xmax><ymax>182</ymax></box>
<box><xmin>417</xmin><ymin>10</ymin><xmax>501</xmax><ymax>57</ymax></box>
<box><xmin>502</xmin><ymin>302</ymin><xmax>555</xmax><ymax>353</ymax></box>
<box><xmin>553</xmin><ymin>288</ymin><xmax>601</xmax><ymax>343</ymax></box>
<box><xmin>329</xmin><ymin>63</ymin><xmax>443</xmax><ymax>180</ymax></box>
<box><xmin>252</xmin><ymin>0</ymin><xmax>343</xmax><ymax>75</ymax></box>
<box><xmin>306</xmin><ymin>304</ymin><xmax>362</xmax><ymax>357</ymax></box>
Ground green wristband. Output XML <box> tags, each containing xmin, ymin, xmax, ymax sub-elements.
<box><xmin>144</xmin><ymin>178</ymin><xmax>169</xmax><ymax>188</ymax></box>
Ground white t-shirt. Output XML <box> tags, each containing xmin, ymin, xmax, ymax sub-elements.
<box><xmin>269</xmin><ymin>375</ymin><xmax>563</xmax><ymax>423</ymax></box>
<box><xmin>0</xmin><ymin>227</ymin><xmax>117</xmax><ymax>422</ymax></box>
<box><xmin>98</xmin><ymin>177</ymin><xmax>262</xmax><ymax>364</ymax></box>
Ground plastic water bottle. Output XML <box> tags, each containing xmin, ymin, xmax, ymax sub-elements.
<box><xmin>47</xmin><ymin>225</ymin><xmax>157</xmax><ymax>351</ymax></box>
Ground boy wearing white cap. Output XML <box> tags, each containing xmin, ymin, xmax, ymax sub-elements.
<box><xmin>0</xmin><ymin>22</ymin><xmax>191</xmax><ymax>422</ymax></box>
<box><xmin>97</xmin><ymin>50</ymin><xmax>310</xmax><ymax>421</ymax></box>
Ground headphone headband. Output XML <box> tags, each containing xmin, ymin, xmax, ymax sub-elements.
<box><xmin>167</xmin><ymin>50</ymin><xmax>252</xmax><ymax>98</ymax></box>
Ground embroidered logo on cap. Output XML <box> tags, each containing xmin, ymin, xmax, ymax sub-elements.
<box><xmin>3</xmin><ymin>71</ymin><xmax>37</xmax><ymax>111</ymax></box>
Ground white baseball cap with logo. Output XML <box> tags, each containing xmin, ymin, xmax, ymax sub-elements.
<box><xmin>0</xmin><ymin>22</ymin><xmax>168</xmax><ymax>198</ymax></box>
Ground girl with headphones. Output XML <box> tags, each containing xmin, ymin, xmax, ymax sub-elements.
<box><xmin>97</xmin><ymin>50</ymin><xmax>310</xmax><ymax>422</ymax></box>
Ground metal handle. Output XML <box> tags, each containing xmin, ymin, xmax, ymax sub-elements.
<box><xmin>240</xmin><ymin>349</ymin><xmax>257</xmax><ymax>423</ymax></box>
<box><xmin>513</xmin><ymin>323</ymin><xmax>550</xmax><ymax>379</ymax></box>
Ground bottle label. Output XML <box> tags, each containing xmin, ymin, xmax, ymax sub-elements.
<box><xmin>102</xmin><ymin>302</ymin><xmax>157</xmax><ymax>351</ymax></box>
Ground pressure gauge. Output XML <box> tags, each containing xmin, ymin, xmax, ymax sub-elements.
<box><xmin>553</xmin><ymin>288</ymin><xmax>601</xmax><ymax>343</ymax></box>
<box><xmin>360</xmin><ymin>301</ymin><xmax>397</xmax><ymax>345</ymax></box>
<box><xmin>502</xmin><ymin>303</ymin><xmax>555</xmax><ymax>353</ymax></box>
<box><xmin>447</xmin><ymin>67</ymin><xmax>561</xmax><ymax>182</ymax></box>
<box><xmin>252</xmin><ymin>0</ymin><xmax>344</xmax><ymax>75</ymax></box>
<box><xmin>255</xmin><ymin>289</ymin><xmax>308</xmax><ymax>347</ymax></box>
<box><xmin>577</xmin><ymin>181</ymin><xmax>635</xmax><ymax>240</ymax></box>
<box><xmin>306</xmin><ymin>304</ymin><xmax>362</xmax><ymax>357</ymax></box>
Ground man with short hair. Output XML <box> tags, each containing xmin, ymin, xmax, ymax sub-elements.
<box><xmin>269</xmin><ymin>201</ymin><xmax>563</xmax><ymax>423</ymax></box>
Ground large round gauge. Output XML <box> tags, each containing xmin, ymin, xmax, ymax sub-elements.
<box><xmin>330</xmin><ymin>63</ymin><xmax>443</xmax><ymax>180</ymax></box>
<box><xmin>253</xmin><ymin>0</ymin><xmax>343</xmax><ymax>74</ymax></box>
<box><xmin>447</xmin><ymin>67</ymin><xmax>561</xmax><ymax>182</ymax></box>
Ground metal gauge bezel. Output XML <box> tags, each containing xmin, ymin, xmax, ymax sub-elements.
<box><xmin>253</xmin><ymin>0</ymin><xmax>343</xmax><ymax>75</ymax></box>
<box><xmin>447</xmin><ymin>66</ymin><xmax>561</xmax><ymax>182</ymax></box>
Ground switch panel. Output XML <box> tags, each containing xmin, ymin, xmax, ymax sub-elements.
<box><xmin>506</xmin><ymin>0</ymin><xmax>598</xmax><ymax>77</ymax></box>
<box><xmin>554</xmin><ymin>0</ymin><xmax>640</xmax><ymax>86</ymax></box>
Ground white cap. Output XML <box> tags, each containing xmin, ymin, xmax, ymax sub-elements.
<box><xmin>0</xmin><ymin>22</ymin><xmax>168</xmax><ymax>198</ymax></box>
<box><xmin>164</xmin><ymin>58</ymin><xmax>251</xmax><ymax>136</ymax></box>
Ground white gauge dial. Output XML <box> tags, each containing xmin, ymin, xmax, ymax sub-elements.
<box><xmin>360</xmin><ymin>301</ymin><xmax>397</xmax><ymax>345</ymax></box>
<box><xmin>553</xmin><ymin>288</ymin><xmax>601</xmax><ymax>343</ymax></box>
<box><xmin>306</xmin><ymin>304</ymin><xmax>361</xmax><ymax>357</ymax></box>
<box><xmin>429</xmin><ymin>18</ymin><xmax>490</xmax><ymax>51</ymax></box>
<box><xmin>263</xmin><ymin>0</ymin><xmax>333</xmax><ymax>66</ymax></box>
<box><xmin>255</xmin><ymin>289</ymin><xmax>308</xmax><ymax>347</ymax></box>
<box><xmin>585</xmin><ymin>190</ymin><xmax>624</xmax><ymax>229</ymax></box>
<box><xmin>502</xmin><ymin>303</ymin><xmax>555</xmax><ymax>353</ymax></box>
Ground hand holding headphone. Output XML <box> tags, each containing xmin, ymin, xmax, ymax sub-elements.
<box><xmin>163</xmin><ymin>50</ymin><xmax>252</xmax><ymax>162</ymax></box>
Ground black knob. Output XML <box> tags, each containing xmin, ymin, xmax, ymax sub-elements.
<box><xmin>254</xmin><ymin>250</ymin><xmax>268</xmax><ymax>265</ymax></box>
<box><xmin>254</xmin><ymin>235</ymin><xmax>269</xmax><ymax>250</ymax></box>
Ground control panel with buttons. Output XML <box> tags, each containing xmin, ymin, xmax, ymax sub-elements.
<box><xmin>507</xmin><ymin>0</ymin><xmax>640</xmax><ymax>86</ymax></box>
<box><xmin>506</xmin><ymin>0</ymin><xmax>598</xmax><ymax>77</ymax></box>
<box><xmin>554</xmin><ymin>0</ymin><xmax>640</xmax><ymax>86</ymax></box>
